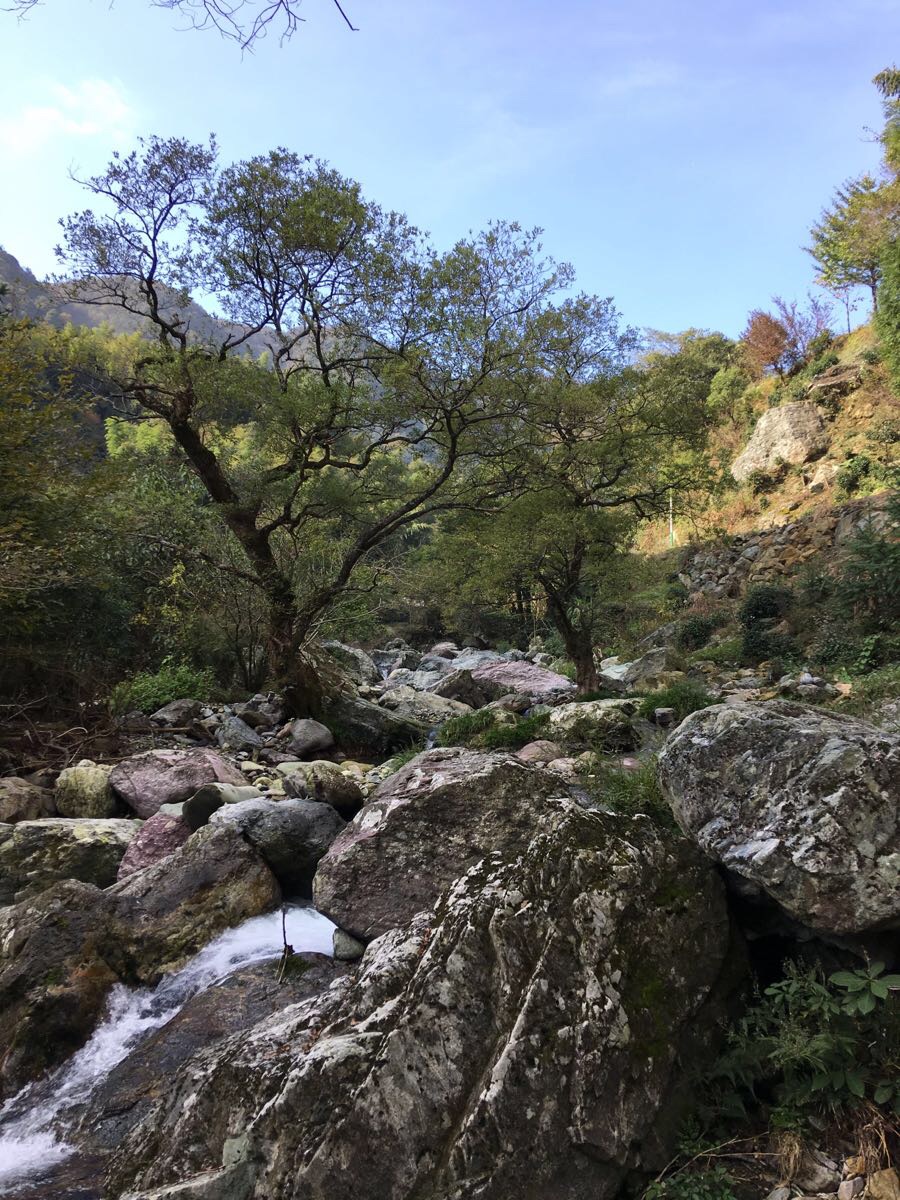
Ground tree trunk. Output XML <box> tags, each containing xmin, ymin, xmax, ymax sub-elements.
<box><xmin>541</xmin><ymin>585</ymin><xmax>599</xmax><ymax>694</ymax></box>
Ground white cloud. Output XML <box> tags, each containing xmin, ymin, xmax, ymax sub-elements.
<box><xmin>0</xmin><ymin>78</ymin><xmax>135</xmax><ymax>156</ymax></box>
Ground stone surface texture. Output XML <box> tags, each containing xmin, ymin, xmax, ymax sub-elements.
<box><xmin>109</xmin><ymin>749</ymin><xmax>246</xmax><ymax>818</ymax></box>
<box><xmin>658</xmin><ymin>700</ymin><xmax>900</xmax><ymax>934</ymax></box>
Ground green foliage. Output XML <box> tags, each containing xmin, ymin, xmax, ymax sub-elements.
<box><xmin>739</xmin><ymin>585</ymin><xmax>797</xmax><ymax>663</ymax></box>
<box><xmin>689</xmin><ymin>636</ymin><xmax>743</xmax><ymax>666</ymax></box>
<box><xmin>637</xmin><ymin>681</ymin><xmax>715</xmax><ymax>723</ymax></box>
<box><xmin>711</xmin><ymin>961</ymin><xmax>900</xmax><ymax>1126</ymax></box>
<box><xmin>381</xmin><ymin>742</ymin><xmax>427</xmax><ymax>774</ymax></box>
<box><xmin>585</xmin><ymin>759</ymin><xmax>675</xmax><ymax>829</ymax></box>
<box><xmin>808</xmin><ymin>174</ymin><xmax>898</xmax><ymax>303</ymax></box>
<box><xmin>108</xmin><ymin>657</ymin><xmax>218</xmax><ymax>714</ymax></box>
<box><xmin>836</xmin><ymin>452</ymin><xmax>892</xmax><ymax>497</ymax></box>
<box><xmin>675</xmin><ymin>613</ymin><xmax>726</xmax><ymax>651</ymax></box>
<box><xmin>436</xmin><ymin>708</ymin><xmax>550</xmax><ymax>751</ymax></box>
<box><xmin>834</xmin><ymin>491</ymin><xmax>900</xmax><ymax>631</ymax></box>
<box><xmin>833</xmin><ymin>663</ymin><xmax>900</xmax><ymax>716</ymax></box>
<box><xmin>643</xmin><ymin>1166</ymin><xmax>737</xmax><ymax>1200</ymax></box>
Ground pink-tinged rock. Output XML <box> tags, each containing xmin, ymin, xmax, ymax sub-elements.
<box><xmin>117</xmin><ymin>812</ymin><xmax>192</xmax><ymax>879</ymax></box>
<box><xmin>470</xmin><ymin>660</ymin><xmax>575</xmax><ymax>702</ymax></box>
<box><xmin>109</xmin><ymin>749</ymin><xmax>245</xmax><ymax>818</ymax></box>
<box><xmin>516</xmin><ymin>740</ymin><xmax>565</xmax><ymax>764</ymax></box>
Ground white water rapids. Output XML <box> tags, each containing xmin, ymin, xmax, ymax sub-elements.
<box><xmin>0</xmin><ymin>905</ymin><xmax>335</xmax><ymax>1192</ymax></box>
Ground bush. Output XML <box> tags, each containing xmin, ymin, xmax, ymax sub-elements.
<box><xmin>436</xmin><ymin>709</ymin><xmax>550</xmax><ymax>751</ymax></box>
<box><xmin>739</xmin><ymin>585</ymin><xmax>794</xmax><ymax>626</ymax></box>
<box><xmin>834</xmin><ymin>491</ymin><xmax>900</xmax><ymax>633</ymax></box>
<box><xmin>674</xmin><ymin>614</ymin><xmax>723</xmax><ymax>651</ymax></box>
<box><xmin>643</xmin><ymin>1167</ymin><xmax>737</xmax><ymax>1200</ymax></box>
<box><xmin>833</xmin><ymin>663</ymin><xmax>900</xmax><ymax>716</ymax></box>
<box><xmin>739</xmin><ymin>586</ymin><xmax>798</xmax><ymax>664</ymax></box>
<box><xmin>109</xmin><ymin>656</ymin><xmax>218</xmax><ymax>714</ymax></box>
<box><xmin>436</xmin><ymin>708</ymin><xmax>496</xmax><ymax>747</ymax></box>
<box><xmin>637</xmin><ymin>681</ymin><xmax>715</xmax><ymax>723</ymax></box>
<box><xmin>689</xmin><ymin>636</ymin><xmax>743</xmax><ymax>666</ymax></box>
<box><xmin>584</xmin><ymin>759</ymin><xmax>675</xmax><ymax>830</ymax></box>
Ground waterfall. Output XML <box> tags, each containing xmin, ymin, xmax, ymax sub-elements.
<box><xmin>0</xmin><ymin>905</ymin><xmax>335</xmax><ymax>1191</ymax></box>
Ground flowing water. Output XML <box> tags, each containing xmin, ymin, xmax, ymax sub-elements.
<box><xmin>0</xmin><ymin>905</ymin><xmax>335</xmax><ymax>1193</ymax></box>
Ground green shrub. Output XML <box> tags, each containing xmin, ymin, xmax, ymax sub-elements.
<box><xmin>109</xmin><ymin>657</ymin><xmax>218</xmax><ymax>714</ymax></box>
<box><xmin>833</xmin><ymin>663</ymin><xmax>900</xmax><ymax>716</ymax></box>
<box><xmin>643</xmin><ymin>1166</ymin><xmax>737</xmax><ymax>1200</ymax></box>
<box><xmin>585</xmin><ymin>759</ymin><xmax>675</xmax><ymax>830</ymax></box>
<box><xmin>709</xmin><ymin>960</ymin><xmax>900</xmax><ymax>1127</ymax></box>
<box><xmin>739</xmin><ymin>585</ymin><xmax>794</xmax><ymax>626</ymax></box>
<box><xmin>834</xmin><ymin>491</ymin><xmax>900</xmax><ymax>633</ymax></box>
<box><xmin>637</xmin><ymin>681</ymin><xmax>715</xmax><ymax>723</ymax></box>
<box><xmin>674</xmin><ymin>613</ymin><xmax>725</xmax><ymax>651</ymax></box>
<box><xmin>689</xmin><ymin>637</ymin><xmax>743</xmax><ymax>666</ymax></box>
<box><xmin>436</xmin><ymin>708</ymin><xmax>549</xmax><ymax>751</ymax></box>
<box><xmin>739</xmin><ymin>585</ymin><xmax>798</xmax><ymax>664</ymax></box>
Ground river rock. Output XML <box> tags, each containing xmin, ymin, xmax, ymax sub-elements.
<box><xmin>0</xmin><ymin>776</ymin><xmax>55</xmax><ymax>823</ymax></box>
<box><xmin>430</xmin><ymin>667</ymin><xmax>498</xmax><ymax>707</ymax></box>
<box><xmin>182</xmin><ymin>782</ymin><xmax>264</xmax><ymax>830</ymax></box>
<box><xmin>117</xmin><ymin>811</ymin><xmax>192</xmax><ymax>880</ymax></box>
<box><xmin>322</xmin><ymin>640</ymin><xmax>380</xmax><ymax>686</ymax></box>
<box><xmin>731</xmin><ymin>401</ymin><xmax>828</xmax><ymax>483</ymax></box>
<box><xmin>322</xmin><ymin>693</ymin><xmax>428</xmax><ymax>756</ymax></box>
<box><xmin>149</xmin><ymin>699</ymin><xmax>204</xmax><ymax>727</ymax></box>
<box><xmin>658</xmin><ymin>701</ymin><xmax>900</xmax><ymax>935</ymax></box>
<box><xmin>0</xmin><ymin>818</ymin><xmax>141</xmax><ymax>904</ymax></box>
<box><xmin>109</xmin><ymin>749</ymin><xmax>246</xmax><ymax>818</ymax></box>
<box><xmin>108</xmin><ymin>801</ymin><xmax>736</xmax><ymax>1200</ymax></box>
<box><xmin>471</xmin><ymin>658</ymin><xmax>576</xmax><ymax>702</ymax></box>
<box><xmin>210</xmin><ymin>798</ymin><xmax>345</xmax><ymax>895</ymax></box>
<box><xmin>109</xmin><ymin>825</ymin><xmax>281</xmax><ymax>982</ymax></box>
<box><xmin>215</xmin><ymin>715</ymin><xmax>264</xmax><ymax>753</ymax></box>
<box><xmin>276</xmin><ymin>760</ymin><xmax>364</xmax><ymax>819</ymax></box>
<box><xmin>548</xmin><ymin>699</ymin><xmax>639</xmax><ymax>750</ymax></box>
<box><xmin>54</xmin><ymin>759</ymin><xmax>116</xmax><ymax>818</ymax></box>
<box><xmin>377</xmin><ymin>684</ymin><xmax>472</xmax><ymax>726</ymax></box>
<box><xmin>622</xmin><ymin>647</ymin><xmax>681</xmax><ymax>690</ymax></box>
<box><xmin>313</xmin><ymin>748</ymin><xmax>571</xmax><ymax>940</ymax></box>
<box><xmin>516</xmin><ymin>738</ymin><xmax>566</xmax><ymax>763</ymax></box>
<box><xmin>284</xmin><ymin>717</ymin><xmax>334</xmax><ymax>756</ymax></box>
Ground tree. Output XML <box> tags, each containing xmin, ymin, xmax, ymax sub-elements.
<box><xmin>876</xmin><ymin>234</ymin><xmax>900</xmax><ymax>396</ymax></box>
<box><xmin>5</xmin><ymin>0</ymin><xmax>357</xmax><ymax>46</ymax></box>
<box><xmin>740</xmin><ymin>295</ymin><xmax>830</xmax><ymax>378</ymax></box>
<box><xmin>807</xmin><ymin>174</ymin><xmax>899</xmax><ymax>311</ymax></box>
<box><xmin>57</xmin><ymin>136</ymin><xmax>570</xmax><ymax>711</ymax></box>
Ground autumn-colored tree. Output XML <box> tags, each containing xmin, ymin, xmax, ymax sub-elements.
<box><xmin>740</xmin><ymin>310</ymin><xmax>790</xmax><ymax>378</ymax></box>
<box><xmin>740</xmin><ymin>296</ymin><xmax>830</xmax><ymax>378</ymax></box>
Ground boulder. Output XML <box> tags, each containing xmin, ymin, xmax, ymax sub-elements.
<box><xmin>0</xmin><ymin>776</ymin><xmax>55</xmax><ymax>823</ymax></box>
<box><xmin>215</xmin><ymin>715</ymin><xmax>264</xmax><ymax>753</ymax></box>
<box><xmin>108</xmin><ymin>802</ymin><xmax>736</xmax><ymax>1200</ymax></box>
<box><xmin>210</xmin><ymin>798</ymin><xmax>345</xmax><ymax>895</ymax></box>
<box><xmin>516</xmin><ymin>739</ymin><xmax>566</xmax><ymax>763</ymax></box>
<box><xmin>548</xmin><ymin>699</ymin><xmax>639</xmax><ymax>751</ymax></box>
<box><xmin>182</xmin><ymin>782</ymin><xmax>264</xmax><ymax>830</ymax></box>
<box><xmin>0</xmin><ymin>817</ymin><xmax>141</xmax><ymax>904</ymax></box>
<box><xmin>117</xmin><ymin>811</ymin><xmax>192</xmax><ymax>879</ymax></box>
<box><xmin>431</xmin><ymin>667</ymin><xmax>507</xmax><ymax>708</ymax></box>
<box><xmin>731</xmin><ymin>402</ymin><xmax>828</xmax><ymax>483</ymax></box>
<box><xmin>377</xmin><ymin>683</ymin><xmax>472</xmax><ymax>726</ymax></box>
<box><xmin>149</xmin><ymin>699</ymin><xmax>204</xmax><ymax>727</ymax></box>
<box><xmin>371</xmin><ymin>646</ymin><xmax>420</xmax><ymax>675</ymax></box>
<box><xmin>622</xmin><ymin>647</ymin><xmax>680</xmax><ymax>690</ymax></box>
<box><xmin>380</xmin><ymin>666</ymin><xmax>446</xmax><ymax>692</ymax></box>
<box><xmin>314</xmin><ymin>748</ymin><xmax>571</xmax><ymax>940</ymax></box>
<box><xmin>428</xmin><ymin>640</ymin><xmax>459</xmax><ymax>658</ymax></box>
<box><xmin>322</xmin><ymin>693</ymin><xmax>428</xmax><ymax>757</ymax></box>
<box><xmin>284</xmin><ymin>717</ymin><xmax>334</xmax><ymax>757</ymax></box>
<box><xmin>54</xmin><ymin>759</ymin><xmax>116</xmax><ymax>818</ymax></box>
<box><xmin>0</xmin><ymin>826</ymin><xmax>280</xmax><ymax>1094</ymax></box>
<box><xmin>109</xmin><ymin>749</ymin><xmax>246</xmax><ymax>818</ymax></box>
<box><xmin>658</xmin><ymin>701</ymin><xmax>900</xmax><ymax>935</ymax></box>
<box><xmin>231</xmin><ymin>694</ymin><xmax>284</xmax><ymax>730</ymax></box>
<box><xmin>471</xmin><ymin>658</ymin><xmax>576</xmax><ymax>702</ymax></box>
<box><xmin>108</xmin><ymin>825</ymin><xmax>281</xmax><ymax>982</ymax></box>
<box><xmin>322</xmin><ymin>640</ymin><xmax>380</xmax><ymax>686</ymax></box>
<box><xmin>276</xmin><ymin>760</ymin><xmax>364</xmax><ymax>819</ymax></box>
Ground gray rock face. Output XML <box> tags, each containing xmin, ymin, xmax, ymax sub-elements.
<box><xmin>430</xmin><ymin>667</ymin><xmax>499</xmax><ymax>708</ymax></box>
<box><xmin>210</xmin><ymin>798</ymin><xmax>345</xmax><ymax>895</ymax></box>
<box><xmin>322</xmin><ymin>640</ymin><xmax>380</xmax><ymax>686</ymax></box>
<box><xmin>182</xmin><ymin>782</ymin><xmax>264</xmax><ymax>830</ymax></box>
<box><xmin>548</xmin><ymin>699</ymin><xmax>638</xmax><ymax>750</ymax></box>
<box><xmin>284</xmin><ymin>717</ymin><xmax>334</xmax><ymax>757</ymax></box>
<box><xmin>313</xmin><ymin>748</ymin><xmax>571</xmax><ymax>940</ymax></box>
<box><xmin>149</xmin><ymin>699</ymin><xmax>204</xmax><ymax>727</ymax></box>
<box><xmin>54</xmin><ymin>759</ymin><xmax>116</xmax><ymax>818</ymax></box>
<box><xmin>377</xmin><ymin>684</ymin><xmax>472</xmax><ymax>726</ymax></box>
<box><xmin>516</xmin><ymin>738</ymin><xmax>566</xmax><ymax>763</ymax></box>
<box><xmin>322</xmin><ymin>693</ymin><xmax>427</xmax><ymax>757</ymax></box>
<box><xmin>110</xmin><ymin>749</ymin><xmax>246</xmax><ymax>818</ymax></box>
<box><xmin>108</xmin><ymin>803</ymin><xmax>735</xmax><ymax>1200</ymax></box>
<box><xmin>117</xmin><ymin>811</ymin><xmax>192</xmax><ymax>879</ymax></box>
<box><xmin>471</xmin><ymin>658</ymin><xmax>576</xmax><ymax>702</ymax></box>
<box><xmin>215</xmin><ymin>715</ymin><xmax>264</xmax><ymax>753</ymax></box>
<box><xmin>658</xmin><ymin>701</ymin><xmax>900</xmax><ymax>935</ymax></box>
<box><xmin>0</xmin><ymin>827</ymin><xmax>280</xmax><ymax>1093</ymax></box>
<box><xmin>0</xmin><ymin>776</ymin><xmax>55</xmax><ymax>823</ymax></box>
<box><xmin>277</xmin><ymin>760</ymin><xmax>365</xmax><ymax>819</ymax></box>
<box><xmin>731</xmin><ymin>402</ymin><xmax>828</xmax><ymax>483</ymax></box>
<box><xmin>0</xmin><ymin>817</ymin><xmax>141</xmax><ymax>904</ymax></box>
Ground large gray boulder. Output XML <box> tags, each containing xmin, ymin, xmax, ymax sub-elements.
<box><xmin>54</xmin><ymin>759</ymin><xmax>116</xmax><ymax>818</ymax></box>
<box><xmin>731</xmin><ymin>402</ymin><xmax>828</xmax><ymax>483</ymax></box>
<box><xmin>548</xmin><ymin>698</ymin><xmax>639</xmax><ymax>750</ymax></box>
<box><xmin>658</xmin><ymin>701</ymin><xmax>900</xmax><ymax>935</ymax></box>
<box><xmin>471</xmin><ymin>658</ymin><xmax>576</xmax><ymax>702</ymax></box>
<box><xmin>376</xmin><ymin>683</ymin><xmax>472</xmax><ymax>727</ymax></box>
<box><xmin>277</xmin><ymin>760</ymin><xmax>365</xmax><ymax>819</ymax></box>
<box><xmin>314</xmin><ymin>748</ymin><xmax>571</xmax><ymax>940</ymax></box>
<box><xmin>109</xmin><ymin>749</ymin><xmax>246</xmax><ymax>818</ymax></box>
<box><xmin>210</xmin><ymin>798</ymin><xmax>345</xmax><ymax>895</ymax></box>
<box><xmin>322</xmin><ymin>692</ymin><xmax>428</xmax><ymax>757</ymax></box>
<box><xmin>149</xmin><ymin>699</ymin><xmax>204</xmax><ymax>727</ymax></box>
<box><xmin>322</xmin><ymin>640</ymin><xmax>380</xmax><ymax>686</ymax></box>
<box><xmin>284</xmin><ymin>717</ymin><xmax>334</xmax><ymax>757</ymax></box>
<box><xmin>0</xmin><ymin>776</ymin><xmax>55</xmax><ymax>823</ymax></box>
<box><xmin>215</xmin><ymin>715</ymin><xmax>264</xmax><ymax>753</ymax></box>
<box><xmin>182</xmin><ymin>782</ymin><xmax>264</xmax><ymax>830</ymax></box>
<box><xmin>108</xmin><ymin>803</ymin><xmax>735</xmax><ymax>1200</ymax></box>
<box><xmin>0</xmin><ymin>817</ymin><xmax>141</xmax><ymax>905</ymax></box>
<box><xmin>0</xmin><ymin>826</ymin><xmax>280</xmax><ymax>1094</ymax></box>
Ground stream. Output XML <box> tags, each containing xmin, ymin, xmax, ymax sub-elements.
<box><xmin>0</xmin><ymin>905</ymin><xmax>335</xmax><ymax>1195</ymax></box>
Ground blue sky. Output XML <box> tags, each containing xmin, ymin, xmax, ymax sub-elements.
<box><xmin>0</xmin><ymin>0</ymin><xmax>897</xmax><ymax>337</ymax></box>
